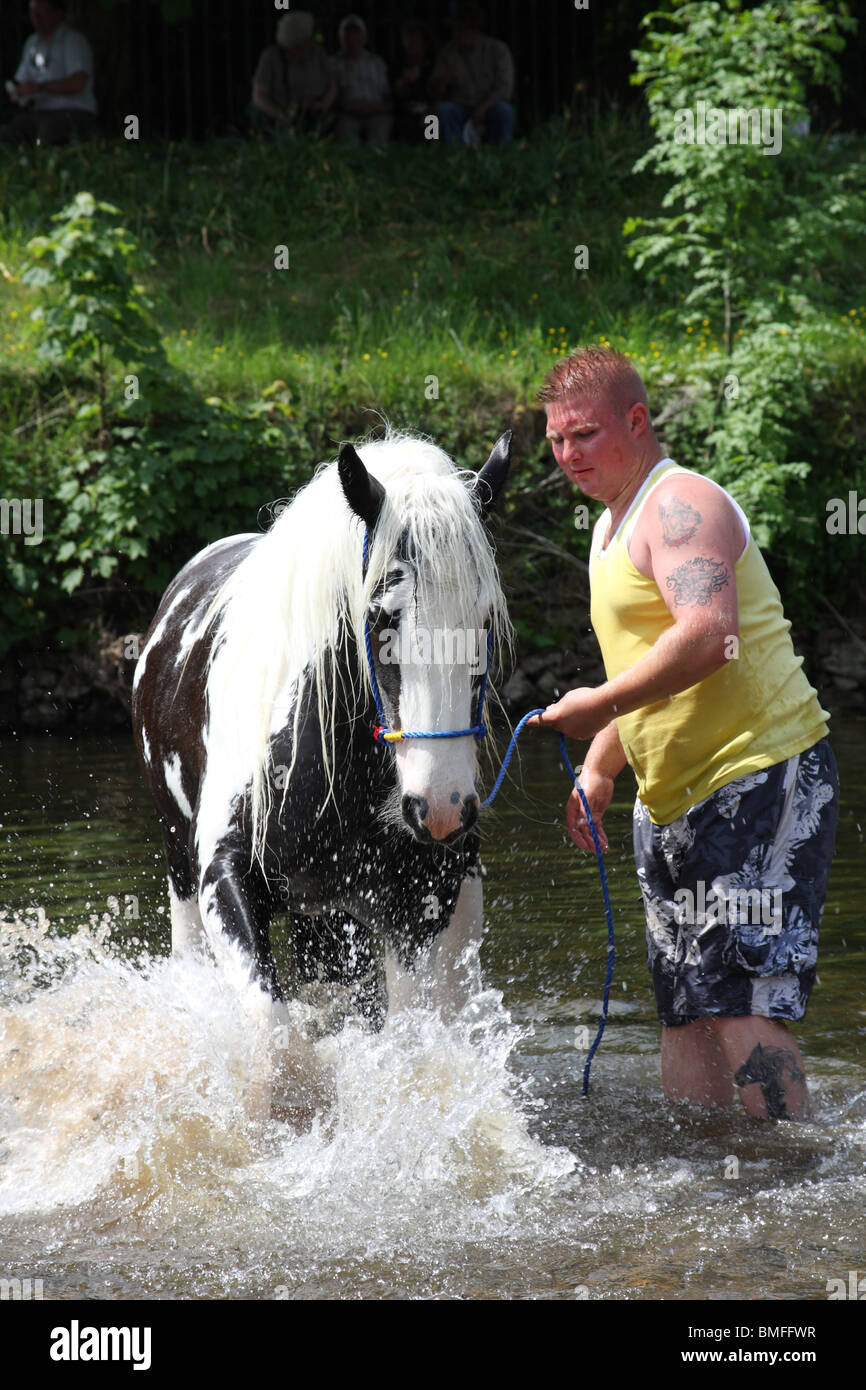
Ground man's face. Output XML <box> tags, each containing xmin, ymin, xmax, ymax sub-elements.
<box><xmin>545</xmin><ymin>393</ymin><xmax>646</xmax><ymax>504</ymax></box>
<box><xmin>453</xmin><ymin>23</ymin><xmax>481</xmax><ymax>51</ymax></box>
<box><xmin>342</xmin><ymin>26</ymin><xmax>366</xmax><ymax>58</ymax></box>
<box><xmin>30</xmin><ymin>1</ymin><xmax>63</xmax><ymax>37</ymax></box>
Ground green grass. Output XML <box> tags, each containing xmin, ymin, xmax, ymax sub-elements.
<box><xmin>2</xmin><ymin>118</ymin><xmax>863</xmax><ymax>421</ymax></box>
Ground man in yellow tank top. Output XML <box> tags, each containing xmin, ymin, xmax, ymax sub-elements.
<box><xmin>528</xmin><ymin>346</ymin><xmax>839</xmax><ymax>1120</ymax></box>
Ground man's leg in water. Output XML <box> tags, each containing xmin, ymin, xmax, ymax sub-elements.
<box><xmin>661</xmin><ymin>1015</ymin><xmax>808</xmax><ymax>1117</ymax></box>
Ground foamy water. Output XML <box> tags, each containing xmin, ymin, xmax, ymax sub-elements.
<box><xmin>2</xmin><ymin>720</ymin><xmax>865</xmax><ymax>1299</ymax></box>
<box><xmin>3</xmin><ymin>909</ymin><xmax>864</xmax><ymax>1301</ymax></box>
<box><xmin>0</xmin><ymin>912</ymin><xmax>577</xmax><ymax>1297</ymax></box>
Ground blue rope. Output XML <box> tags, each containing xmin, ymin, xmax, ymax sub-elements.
<box><xmin>482</xmin><ymin>709</ymin><xmax>616</xmax><ymax>1098</ymax></box>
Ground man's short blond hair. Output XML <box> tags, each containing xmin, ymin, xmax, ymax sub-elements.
<box><xmin>537</xmin><ymin>345</ymin><xmax>649</xmax><ymax>417</ymax></box>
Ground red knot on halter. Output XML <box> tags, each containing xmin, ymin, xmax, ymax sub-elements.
<box><xmin>362</xmin><ymin>528</ymin><xmax>490</xmax><ymax>745</ymax></box>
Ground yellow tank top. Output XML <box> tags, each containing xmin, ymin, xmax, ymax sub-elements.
<box><xmin>589</xmin><ymin>459</ymin><xmax>829</xmax><ymax>824</ymax></box>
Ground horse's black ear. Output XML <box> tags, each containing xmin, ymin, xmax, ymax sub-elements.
<box><xmin>338</xmin><ymin>443</ymin><xmax>386</xmax><ymax>531</ymax></box>
<box><xmin>474</xmin><ymin>430</ymin><xmax>512</xmax><ymax>518</ymax></box>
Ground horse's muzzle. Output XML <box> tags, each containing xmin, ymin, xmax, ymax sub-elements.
<box><xmin>402</xmin><ymin>793</ymin><xmax>479</xmax><ymax>844</ymax></box>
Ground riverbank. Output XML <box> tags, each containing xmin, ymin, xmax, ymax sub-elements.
<box><xmin>2</xmin><ymin>609</ymin><xmax>862</xmax><ymax>734</ymax></box>
<box><xmin>2</xmin><ymin>129</ymin><xmax>864</xmax><ymax>676</ymax></box>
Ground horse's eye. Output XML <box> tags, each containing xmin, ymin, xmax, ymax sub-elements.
<box><xmin>370</xmin><ymin>603</ymin><xmax>400</xmax><ymax>631</ymax></box>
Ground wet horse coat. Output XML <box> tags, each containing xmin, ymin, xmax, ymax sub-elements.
<box><xmin>131</xmin><ymin>432</ymin><xmax>511</xmax><ymax>1026</ymax></box>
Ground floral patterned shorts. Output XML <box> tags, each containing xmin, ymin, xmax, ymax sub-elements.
<box><xmin>633</xmin><ymin>738</ymin><xmax>839</xmax><ymax>1028</ymax></box>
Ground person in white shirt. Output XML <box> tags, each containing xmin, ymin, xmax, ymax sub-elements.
<box><xmin>331</xmin><ymin>14</ymin><xmax>391</xmax><ymax>146</ymax></box>
<box><xmin>2</xmin><ymin>0</ymin><xmax>97</xmax><ymax>146</ymax></box>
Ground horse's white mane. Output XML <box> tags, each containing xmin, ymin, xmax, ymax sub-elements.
<box><xmin>206</xmin><ymin>430</ymin><xmax>511</xmax><ymax>864</ymax></box>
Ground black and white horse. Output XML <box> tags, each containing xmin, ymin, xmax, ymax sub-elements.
<box><xmin>131</xmin><ymin>430</ymin><xmax>511</xmax><ymax>1031</ymax></box>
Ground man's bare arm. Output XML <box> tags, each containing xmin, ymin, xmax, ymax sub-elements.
<box><xmin>531</xmin><ymin>477</ymin><xmax>743</xmax><ymax>739</ymax></box>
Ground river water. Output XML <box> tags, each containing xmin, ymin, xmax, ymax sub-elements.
<box><xmin>1</xmin><ymin>719</ymin><xmax>864</xmax><ymax>1301</ymax></box>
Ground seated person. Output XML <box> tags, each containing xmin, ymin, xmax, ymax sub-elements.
<box><xmin>392</xmin><ymin>21</ymin><xmax>435</xmax><ymax>143</ymax></box>
<box><xmin>429</xmin><ymin>2</ymin><xmax>514</xmax><ymax>147</ymax></box>
<box><xmin>251</xmin><ymin>11</ymin><xmax>336</xmax><ymax>133</ymax></box>
<box><xmin>331</xmin><ymin>14</ymin><xmax>392</xmax><ymax>146</ymax></box>
<box><xmin>1</xmin><ymin>0</ymin><xmax>97</xmax><ymax>147</ymax></box>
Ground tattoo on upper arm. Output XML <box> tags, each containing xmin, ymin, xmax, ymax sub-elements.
<box><xmin>659</xmin><ymin>495</ymin><xmax>702</xmax><ymax>547</ymax></box>
<box><xmin>665</xmin><ymin>556</ymin><xmax>729</xmax><ymax>607</ymax></box>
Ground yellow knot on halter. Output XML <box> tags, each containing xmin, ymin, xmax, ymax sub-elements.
<box><xmin>373</xmin><ymin>724</ymin><xmax>405</xmax><ymax>744</ymax></box>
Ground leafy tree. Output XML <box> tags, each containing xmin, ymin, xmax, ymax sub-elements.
<box><xmin>624</xmin><ymin>1</ymin><xmax>866</xmax><ymax>620</ymax></box>
<box><xmin>22</xmin><ymin>192</ymin><xmax>166</xmax><ymax>440</ymax></box>
<box><xmin>18</xmin><ymin>192</ymin><xmax>296</xmax><ymax>605</ymax></box>
<box><xmin>625</xmin><ymin>0</ymin><xmax>859</xmax><ymax>351</ymax></box>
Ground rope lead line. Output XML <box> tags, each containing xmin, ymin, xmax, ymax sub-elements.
<box><xmin>481</xmin><ymin>710</ymin><xmax>615</xmax><ymax>1098</ymax></box>
<box><xmin>361</xmin><ymin>530</ymin><xmax>614</xmax><ymax>1094</ymax></box>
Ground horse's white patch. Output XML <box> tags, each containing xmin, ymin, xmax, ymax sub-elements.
<box><xmin>174</xmin><ymin>541</ymin><xmax>256</xmax><ymax>665</ymax></box>
<box><xmin>168</xmin><ymin>879</ymin><xmax>205</xmax><ymax>956</ymax></box>
<box><xmin>377</xmin><ymin>566</ymin><xmax>414</xmax><ymax>616</ymax></box>
<box><xmin>176</xmin><ymin>611</ymin><xmax>217</xmax><ymax>665</ymax></box>
<box><xmin>164</xmin><ymin>753</ymin><xmax>193</xmax><ymax>820</ymax></box>
<box><xmin>141</xmin><ymin>728</ymin><xmax>152</xmax><ymax>766</ymax></box>
<box><xmin>194</xmin><ymin>724</ymin><xmax>251</xmax><ymax>910</ymax></box>
<box><xmin>133</xmin><ymin>586</ymin><xmax>192</xmax><ymax>692</ymax></box>
<box><xmin>385</xmin><ymin>873</ymin><xmax>484</xmax><ymax>1019</ymax></box>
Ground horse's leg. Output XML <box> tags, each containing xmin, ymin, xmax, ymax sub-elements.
<box><xmin>385</xmin><ymin>869</ymin><xmax>484</xmax><ymax>1020</ymax></box>
<box><xmin>168</xmin><ymin>880</ymin><xmax>205</xmax><ymax>955</ymax></box>
<box><xmin>197</xmin><ymin>840</ymin><xmax>282</xmax><ymax>999</ymax></box>
<box><xmin>290</xmin><ymin>912</ymin><xmax>386</xmax><ymax>1031</ymax></box>
<box><xmin>156</xmin><ymin>816</ymin><xmax>204</xmax><ymax>956</ymax></box>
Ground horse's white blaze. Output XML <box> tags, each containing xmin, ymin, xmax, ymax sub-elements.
<box><xmin>164</xmin><ymin>753</ymin><xmax>194</xmax><ymax>820</ymax></box>
<box><xmin>393</xmin><ymin>592</ymin><xmax>485</xmax><ymax>839</ymax></box>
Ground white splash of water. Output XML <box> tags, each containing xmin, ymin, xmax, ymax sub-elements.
<box><xmin>0</xmin><ymin>913</ymin><xmax>573</xmax><ymax>1240</ymax></box>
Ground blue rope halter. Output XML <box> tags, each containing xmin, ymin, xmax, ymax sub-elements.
<box><xmin>361</xmin><ymin>527</ymin><xmax>615</xmax><ymax>1096</ymax></box>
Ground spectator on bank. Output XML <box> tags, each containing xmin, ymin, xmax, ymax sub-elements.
<box><xmin>332</xmin><ymin>15</ymin><xmax>392</xmax><ymax>146</ymax></box>
<box><xmin>392</xmin><ymin>20</ymin><xmax>435</xmax><ymax>143</ymax></box>
<box><xmin>429</xmin><ymin>2</ymin><xmax>514</xmax><ymax>147</ymax></box>
<box><xmin>250</xmin><ymin>11</ymin><xmax>336</xmax><ymax>134</ymax></box>
<box><xmin>0</xmin><ymin>0</ymin><xmax>97</xmax><ymax>146</ymax></box>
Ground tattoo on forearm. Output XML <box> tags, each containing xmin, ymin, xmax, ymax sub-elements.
<box><xmin>734</xmin><ymin>1043</ymin><xmax>806</xmax><ymax>1119</ymax></box>
<box><xmin>665</xmin><ymin>556</ymin><xmax>729</xmax><ymax>607</ymax></box>
<box><xmin>659</xmin><ymin>496</ymin><xmax>702</xmax><ymax>547</ymax></box>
